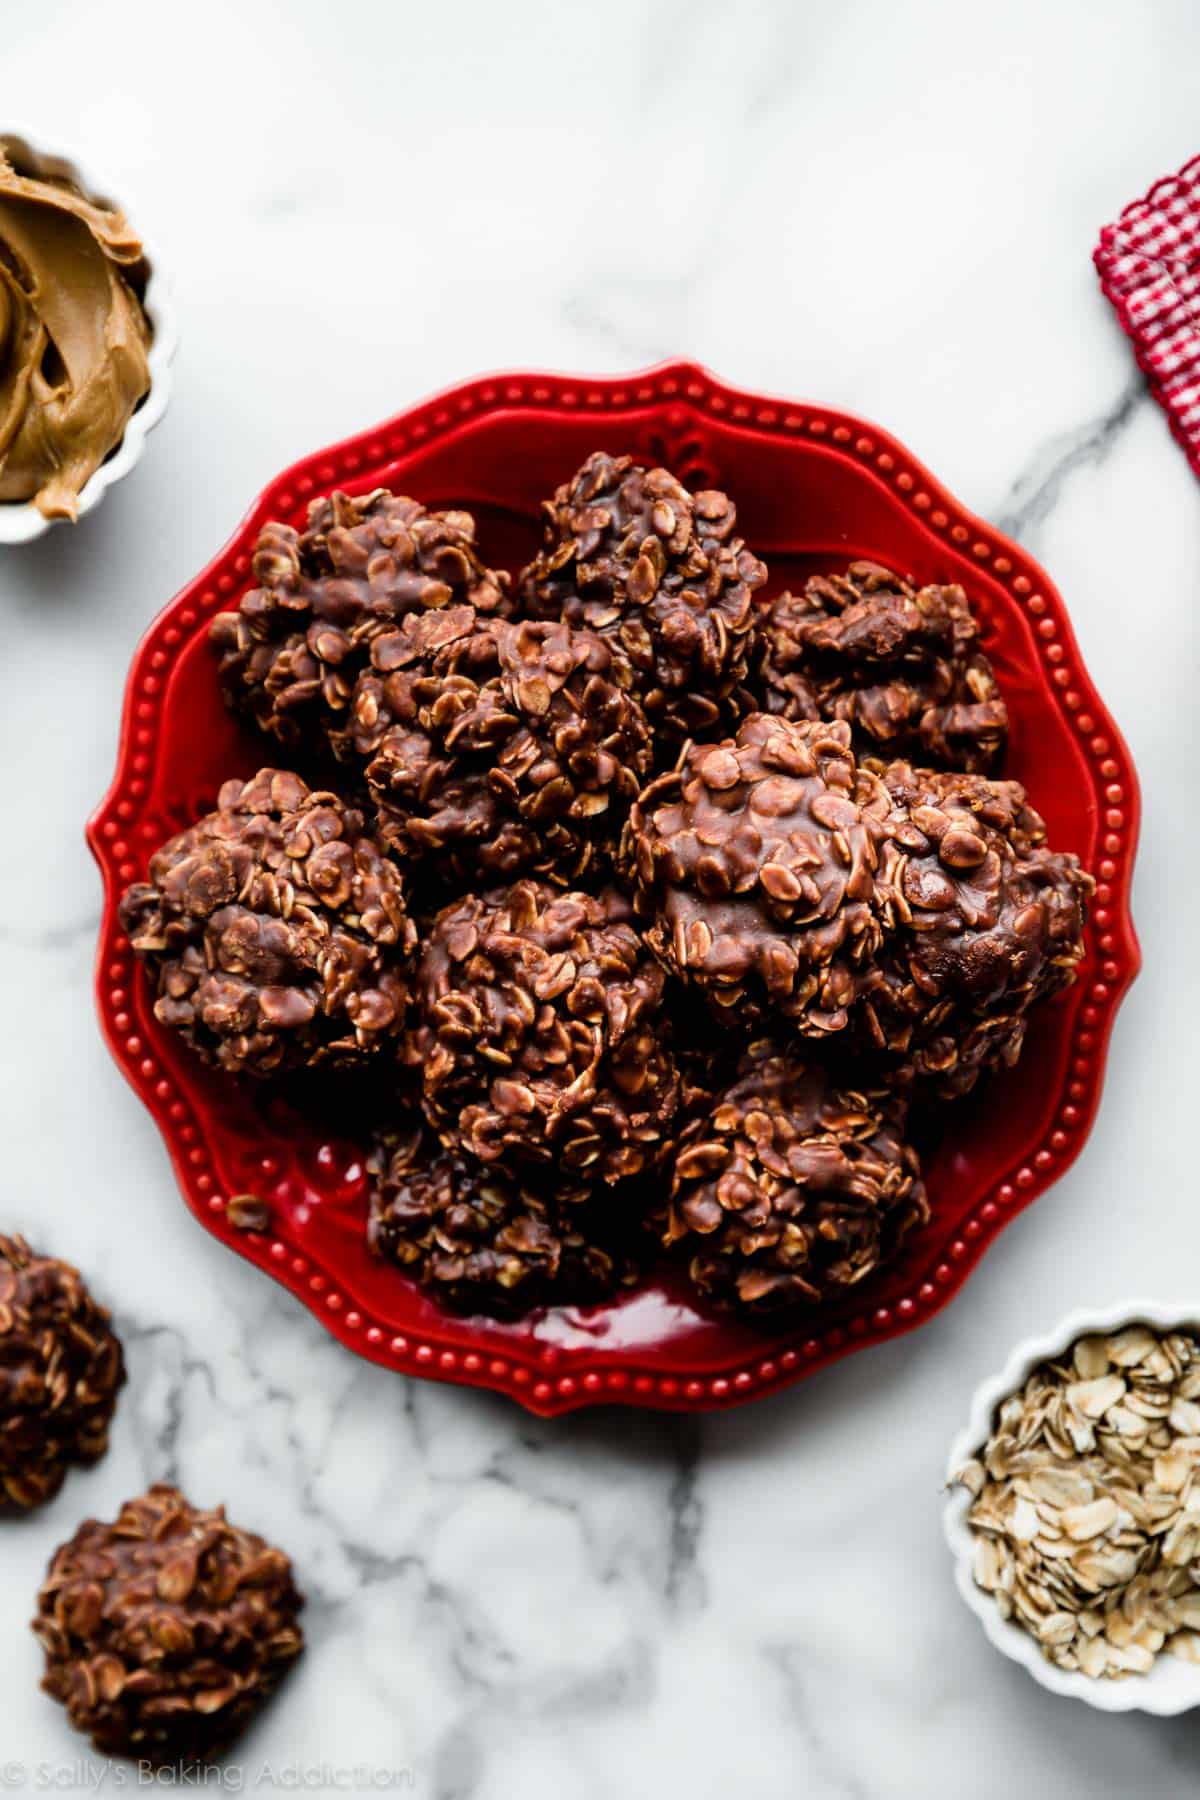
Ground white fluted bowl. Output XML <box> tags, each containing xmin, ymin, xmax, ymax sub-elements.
<box><xmin>944</xmin><ymin>1300</ymin><xmax>1200</xmax><ymax>1714</ymax></box>
<box><xmin>0</xmin><ymin>129</ymin><xmax>178</xmax><ymax>545</ymax></box>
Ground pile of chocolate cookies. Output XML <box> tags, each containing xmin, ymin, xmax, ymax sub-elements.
<box><xmin>119</xmin><ymin>452</ymin><xmax>1093</xmax><ymax>1321</ymax></box>
<box><xmin>0</xmin><ymin>1234</ymin><xmax>304</xmax><ymax>1764</ymax></box>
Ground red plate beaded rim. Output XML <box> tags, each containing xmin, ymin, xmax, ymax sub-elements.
<box><xmin>88</xmin><ymin>361</ymin><xmax>1141</xmax><ymax>1416</ymax></box>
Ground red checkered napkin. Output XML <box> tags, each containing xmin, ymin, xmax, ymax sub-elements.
<box><xmin>1095</xmin><ymin>154</ymin><xmax>1200</xmax><ymax>477</ymax></box>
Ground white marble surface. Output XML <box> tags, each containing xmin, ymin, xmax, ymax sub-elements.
<box><xmin>3</xmin><ymin>2</ymin><xmax>1200</xmax><ymax>1793</ymax></box>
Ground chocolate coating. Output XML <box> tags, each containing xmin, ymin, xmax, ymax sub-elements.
<box><xmin>337</xmin><ymin>606</ymin><xmax>652</xmax><ymax>885</ymax></box>
<box><xmin>518</xmin><ymin>450</ymin><xmax>767</xmax><ymax>739</ymax></box>
<box><xmin>120</xmin><ymin>768</ymin><xmax>416</xmax><ymax>1077</ymax></box>
<box><xmin>411</xmin><ymin>880</ymin><xmax>679</xmax><ymax>1183</ymax></box>
<box><xmin>625</xmin><ymin>714</ymin><xmax>889</xmax><ymax>1036</ymax></box>
<box><xmin>0</xmin><ymin>1236</ymin><xmax>124</xmax><ymax>1510</ymax></box>
<box><xmin>756</xmin><ymin>561</ymin><xmax>1008</xmax><ymax>773</ymax></box>
<box><xmin>368</xmin><ymin>1121</ymin><xmax>633</xmax><ymax>1316</ymax></box>
<box><xmin>210</xmin><ymin>488</ymin><xmax>510</xmax><ymax>752</ymax></box>
<box><xmin>667</xmin><ymin>1047</ymin><xmax>928</xmax><ymax>1314</ymax></box>
<box><xmin>861</xmin><ymin>763</ymin><xmax>1094</xmax><ymax>1095</ymax></box>
<box><xmin>33</xmin><ymin>1484</ymin><xmax>304</xmax><ymax>1764</ymax></box>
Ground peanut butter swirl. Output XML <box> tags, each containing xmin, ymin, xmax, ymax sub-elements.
<box><xmin>0</xmin><ymin>139</ymin><xmax>151</xmax><ymax>520</ymax></box>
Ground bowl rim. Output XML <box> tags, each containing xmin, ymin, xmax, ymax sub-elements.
<box><xmin>86</xmin><ymin>358</ymin><xmax>1142</xmax><ymax>1416</ymax></box>
<box><xmin>944</xmin><ymin>1300</ymin><xmax>1200</xmax><ymax>1714</ymax></box>
<box><xmin>0</xmin><ymin>127</ymin><xmax>179</xmax><ymax>545</ymax></box>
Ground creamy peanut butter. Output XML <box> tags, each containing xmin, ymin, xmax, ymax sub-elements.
<box><xmin>0</xmin><ymin>138</ymin><xmax>151</xmax><ymax>520</ymax></box>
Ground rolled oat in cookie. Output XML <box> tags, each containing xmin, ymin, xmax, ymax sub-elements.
<box><xmin>409</xmin><ymin>879</ymin><xmax>679</xmax><ymax>1184</ymax></box>
<box><xmin>861</xmin><ymin>762</ymin><xmax>1093</xmax><ymax>1097</ymax></box>
<box><xmin>33</xmin><ymin>1484</ymin><xmax>304</xmax><ymax>1762</ymax></box>
<box><xmin>368</xmin><ymin>1119</ymin><xmax>641</xmax><ymax>1317</ymax></box>
<box><xmin>754</xmin><ymin>560</ymin><xmax>1007</xmax><ymax>773</ymax></box>
<box><xmin>120</xmin><ymin>768</ymin><xmax>416</xmax><ymax>1077</ymax></box>
<box><xmin>210</xmin><ymin>488</ymin><xmax>511</xmax><ymax>752</ymax></box>
<box><xmin>624</xmin><ymin>713</ymin><xmax>890</xmax><ymax>1038</ymax></box>
<box><xmin>0</xmin><ymin>1235</ymin><xmax>124</xmax><ymax>1510</ymax></box>
<box><xmin>343</xmin><ymin>608</ymin><xmax>652</xmax><ymax>886</ymax></box>
<box><xmin>519</xmin><ymin>450</ymin><xmax>766</xmax><ymax>741</ymax></box>
<box><xmin>666</xmin><ymin>1043</ymin><xmax>927</xmax><ymax>1315</ymax></box>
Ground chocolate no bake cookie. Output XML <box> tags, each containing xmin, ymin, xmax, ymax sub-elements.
<box><xmin>120</xmin><ymin>768</ymin><xmax>416</xmax><ymax>1076</ymax></box>
<box><xmin>34</xmin><ymin>1484</ymin><xmax>304</xmax><ymax>1763</ymax></box>
<box><xmin>754</xmin><ymin>560</ymin><xmax>1008</xmax><ymax>773</ymax></box>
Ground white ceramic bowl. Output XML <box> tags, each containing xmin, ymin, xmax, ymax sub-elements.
<box><xmin>944</xmin><ymin>1300</ymin><xmax>1200</xmax><ymax>1715</ymax></box>
<box><xmin>0</xmin><ymin>129</ymin><xmax>178</xmax><ymax>545</ymax></box>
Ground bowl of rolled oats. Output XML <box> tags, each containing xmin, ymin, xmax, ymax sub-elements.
<box><xmin>946</xmin><ymin>1304</ymin><xmax>1200</xmax><ymax>1712</ymax></box>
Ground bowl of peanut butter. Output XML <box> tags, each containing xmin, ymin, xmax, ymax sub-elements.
<box><xmin>0</xmin><ymin>131</ymin><xmax>177</xmax><ymax>544</ymax></box>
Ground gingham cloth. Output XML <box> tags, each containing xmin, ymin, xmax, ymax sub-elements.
<box><xmin>1095</xmin><ymin>153</ymin><xmax>1200</xmax><ymax>477</ymax></box>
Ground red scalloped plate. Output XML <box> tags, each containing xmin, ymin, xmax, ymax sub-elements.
<box><xmin>88</xmin><ymin>362</ymin><xmax>1140</xmax><ymax>1416</ymax></box>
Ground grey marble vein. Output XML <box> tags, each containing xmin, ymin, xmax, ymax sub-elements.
<box><xmin>663</xmin><ymin>1416</ymin><xmax>706</xmax><ymax>1612</ymax></box>
<box><xmin>0</xmin><ymin>913</ymin><xmax>101</xmax><ymax>951</ymax></box>
<box><xmin>994</xmin><ymin>372</ymin><xmax>1148</xmax><ymax>541</ymax></box>
<box><xmin>765</xmin><ymin>1642</ymin><xmax>871</xmax><ymax>1800</ymax></box>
